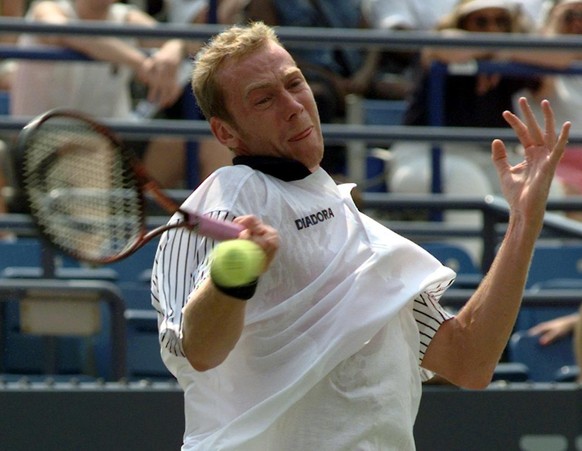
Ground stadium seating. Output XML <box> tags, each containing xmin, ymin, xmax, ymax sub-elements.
<box><xmin>0</xmin><ymin>277</ymin><xmax>126</xmax><ymax>381</ymax></box>
<box><xmin>0</xmin><ymin>235</ymin><xmax>169</xmax><ymax>381</ymax></box>
<box><xmin>119</xmin><ymin>282</ymin><xmax>173</xmax><ymax>380</ymax></box>
<box><xmin>507</xmin><ymin>330</ymin><xmax>576</xmax><ymax>382</ymax></box>
<box><xmin>525</xmin><ymin>243</ymin><xmax>582</xmax><ymax>290</ymax></box>
<box><xmin>514</xmin><ymin>244</ymin><xmax>582</xmax><ymax>332</ymax></box>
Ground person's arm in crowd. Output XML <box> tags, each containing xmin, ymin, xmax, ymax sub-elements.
<box><xmin>30</xmin><ymin>2</ymin><xmax>147</xmax><ymax>72</ymax></box>
<box><xmin>528</xmin><ymin>313</ymin><xmax>580</xmax><ymax>345</ymax></box>
<box><xmin>29</xmin><ymin>1</ymin><xmax>187</xmax><ymax>108</ymax></box>
<box><xmin>126</xmin><ymin>7</ymin><xmax>188</xmax><ymax>108</ymax></box>
<box><xmin>421</xmin><ymin>29</ymin><xmax>495</xmax><ymax>66</ymax></box>
<box><xmin>498</xmin><ymin>48</ymin><xmax>580</xmax><ymax>70</ymax></box>
<box><xmin>347</xmin><ymin>50</ymin><xmax>381</xmax><ymax>95</ymax></box>
<box><xmin>421</xmin><ymin>97</ymin><xmax>571</xmax><ymax>389</ymax></box>
<box><xmin>181</xmin><ymin>215</ymin><xmax>280</xmax><ymax>371</ymax></box>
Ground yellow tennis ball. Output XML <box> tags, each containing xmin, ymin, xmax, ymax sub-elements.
<box><xmin>210</xmin><ymin>239</ymin><xmax>266</xmax><ymax>287</ymax></box>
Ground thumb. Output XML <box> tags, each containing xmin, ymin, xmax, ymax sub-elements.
<box><xmin>491</xmin><ymin>138</ymin><xmax>510</xmax><ymax>174</ymax></box>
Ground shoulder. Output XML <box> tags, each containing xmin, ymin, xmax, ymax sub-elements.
<box><xmin>185</xmin><ymin>165</ymin><xmax>271</xmax><ymax>215</ymax></box>
<box><xmin>28</xmin><ymin>0</ymin><xmax>69</xmax><ymax>20</ymax></box>
<box><xmin>210</xmin><ymin>164</ymin><xmax>263</xmax><ymax>186</ymax></box>
<box><xmin>123</xmin><ymin>4</ymin><xmax>157</xmax><ymax>25</ymax></box>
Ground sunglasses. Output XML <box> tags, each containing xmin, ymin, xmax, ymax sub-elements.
<box><xmin>463</xmin><ymin>14</ymin><xmax>512</xmax><ymax>30</ymax></box>
<box><xmin>563</xmin><ymin>9</ymin><xmax>582</xmax><ymax>23</ymax></box>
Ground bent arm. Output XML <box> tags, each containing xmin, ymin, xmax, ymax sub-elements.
<box><xmin>422</xmin><ymin>97</ymin><xmax>571</xmax><ymax>389</ymax></box>
<box><xmin>182</xmin><ymin>278</ymin><xmax>248</xmax><ymax>371</ymax></box>
<box><xmin>29</xmin><ymin>2</ymin><xmax>146</xmax><ymax>71</ymax></box>
<box><xmin>422</xmin><ymin>215</ymin><xmax>537</xmax><ymax>389</ymax></box>
<box><xmin>182</xmin><ymin>215</ymin><xmax>280</xmax><ymax>371</ymax></box>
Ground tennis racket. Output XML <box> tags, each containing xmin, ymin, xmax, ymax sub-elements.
<box><xmin>17</xmin><ymin>108</ymin><xmax>243</xmax><ymax>264</ymax></box>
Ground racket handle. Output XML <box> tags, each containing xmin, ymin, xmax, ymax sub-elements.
<box><xmin>195</xmin><ymin>214</ymin><xmax>245</xmax><ymax>241</ymax></box>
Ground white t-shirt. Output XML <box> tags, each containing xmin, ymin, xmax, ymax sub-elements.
<box><xmin>151</xmin><ymin>162</ymin><xmax>455</xmax><ymax>450</ymax></box>
<box><xmin>164</xmin><ymin>0</ymin><xmax>207</xmax><ymax>24</ymax></box>
<box><xmin>10</xmin><ymin>0</ymin><xmax>136</xmax><ymax>118</ymax></box>
<box><xmin>362</xmin><ymin>0</ymin><xmax>458</xmax><ymax>30</ymax></box>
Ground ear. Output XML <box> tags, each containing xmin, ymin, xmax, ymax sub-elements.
<box><xmin>210</xmin><ymin>117</ymin><xmax>240</xmax><ymax>149</ymax></box>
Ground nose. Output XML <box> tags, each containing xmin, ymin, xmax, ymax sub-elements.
<box><xmin>281</xmin><ymin>91</ymin><xmax>303</xmax><ymax>121</ymax></box>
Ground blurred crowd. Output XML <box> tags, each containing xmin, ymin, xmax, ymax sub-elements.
<box><xmin>2</xmin><ymin>0</ymin><xmax>582</xmax><ymax>201</ymax></box>
<box><xmin>0</xmin><ymin>0</ymin><xmax>581</xmax><ymax>380</ymax></box>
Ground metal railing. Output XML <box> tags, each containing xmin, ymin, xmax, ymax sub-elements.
<box><xmin>2</xmin><ymin>18</ymin><xmax>582</xmax><ymax>51</ymax></box>
<box><xmin>3</xmin><ymin>20</ymin><xmax>582</xmax><ymax>178</ymax></box>
<box><xmin>0</xmin><ymin>278</ymin><xmax>127</xmax><ymax>380</ymax></box>
<box><xmin>2</xmin><ymin>21</ymin><xmax>582</xmax><ymax>251</ymax></box>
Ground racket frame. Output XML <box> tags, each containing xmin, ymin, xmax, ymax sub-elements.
<box><xmin>16</xmin><ymin>108</ymin><xmax>242</xmax><ymax>264</ymax></box>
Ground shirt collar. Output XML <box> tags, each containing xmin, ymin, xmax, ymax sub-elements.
<box><xmin>232</xmin><ymin>156</ymin><xmax>312</xmax><ymax>181</ymax></box>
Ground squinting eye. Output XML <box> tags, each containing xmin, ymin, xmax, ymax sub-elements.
<box><xmin>255</xmin><ymin>96</ymin><xmax>271</xmax><ymax>106</ymax></box>
<box><xmin>289</xmin><ymin>79</ymin><xmax>304</xmax><ymax>89</ymax></box>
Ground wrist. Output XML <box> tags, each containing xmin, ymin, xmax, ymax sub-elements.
<box><xmin>211</xmin><ymin>276</ymin><xmax>259</xmax><ymax>301</ymax></box>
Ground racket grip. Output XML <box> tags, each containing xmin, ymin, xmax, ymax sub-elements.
<box><xmin>196</xmin><ymin>215</ymin><xmax>245</xmax><ymax>241</ymax></box>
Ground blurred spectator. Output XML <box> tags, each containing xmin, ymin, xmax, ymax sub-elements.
<box><xmin>362</xmin><ymin>0</ymin><xmax>458</xmax><ymax>31</ymax></box>
<box><xmin>519</xmin><ymin>0</ymin><xmax>549</xmax><ymax>26</ymax></box>
<box><xmin>245</xmin><ymin>0</ymin><xmax>402</xmax><ymax>176</ymax></box>
<box><xmin>165</xmin><ymin>0</ymin><xmax>247</xmax><ymax>25</ymax></box>
<box><xmin>518</xmin><ymin>0</ymin><xmax>582</xmax><ymax>220</ymax></box>
<box><xmin>527</xmin><ymin>306</ymin><xmax>582</xmax><ymax>382</ymax></box>
<box><xmin>360</xmin><ymin>0</ymin><xmax>459</xmax><ymax>102</ymax></box>
<box><xmin>387</xmin><ymin>0</ymin><xmax>545</xmax><ymax>260</ymax></box>
<box><xmin>0</xmin><ymin>0</ymin><xmax>26</xmax><ymax>239</ymax></box>
<box><xmin>518</xmin><ymin>0</ymin><xmax>582</xmax><ymax>383</ymax></box>
<box><xmin>13</xmin><ymin>0</ymin><xmax>185</xmax><ymax>118</ymax></box>
<box><xmin>389</xmin><ymin>0</ymin><xmax>545</xmax><ymax>198</ymax></box>
<box><xmin>246</xmin><ymin>0</ymin><xmax>395</xmax><ymax>105</ymax></box>
<box><xmin>142</xmin><ymin>0</ymin><xmax>249</xmax><ymax>185</ymax></box>
<box><xmin>404</xmin><ymin>0</ymin><xmax>537</xmax><ymax>130</ymax></box>
<box><xmin>0</xmin><ymin>0</ymin><xmax>26</xmax><ymax>47</ymax></box>
<box><xmin>10</xmin><ymin>0</ymin><xmax>186</xmax><ymax>189</ymax></box>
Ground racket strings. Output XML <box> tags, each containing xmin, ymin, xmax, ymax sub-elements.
<box><xmin>24</xmin><ymin>120</ymin><xmax>144</xmax><ymax>261</ymax></box>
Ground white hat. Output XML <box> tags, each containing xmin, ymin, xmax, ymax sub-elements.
<box><xmin>457</xmin><ymin>0</ymin><xmax>517</xmax><ymax>17</ymax></box>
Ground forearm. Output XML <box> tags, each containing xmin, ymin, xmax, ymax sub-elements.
<box><xmin>424</xmin><ymin>215</ymin><xmax>539</xmax><ymax>388</ymax></box>
<box><xmin>29</xmin><ymin>2</ymin><xmax>146</xmax><ymax>69</ymax></box>
<box><xmin>499</xmin><ymin>49</ymin><xmax>579</xmax><ymax>70</ymax></box>
<box><xmin>181</xmin><ymin>278</ymin><xmax>247</xmax><ymax>372</ymax></box>
<box><xmin>454</xmin><ymin>216</ymin><xmax>537</xmax><ymax>371</ymax></box>
<box><xmin>424</xmin><ymin>97</ymin><xmax>569</xmax><ymax>388</ymax></box>
<box><xmin>58</xmin><ymin>36</ymin><xmax>146</xmax><ymax>71</ymax></box>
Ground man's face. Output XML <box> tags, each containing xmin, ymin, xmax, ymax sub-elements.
<box><xmin>550</xmin><ymin>2</ymin><xmax>582</xmax><ymax>35</ymax></box>
<box><xmin>210</xmin><ymin>41</ymin><xmax>324</xmax><ymax>171</ymax></box>
<box><xmin>460</xmin><ymin>8</ymin><xmax>512</xmax><ymax>32</ymax></box>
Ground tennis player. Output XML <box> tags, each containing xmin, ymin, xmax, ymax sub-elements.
<box><xmin>151</xmin><ymin>22</ymin><xmax>570</xmax><ymax>450</ymax></box>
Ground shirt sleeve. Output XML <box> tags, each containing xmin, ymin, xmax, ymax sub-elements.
<box><xmin>152</xmin><ymin>209</ymin><xmax>236</xmax><ymax>358</ymax></box>
<box><xmin>413</xmin><ymin>282</ymin><xmax>455</xmax><ymax>381</ymax></box>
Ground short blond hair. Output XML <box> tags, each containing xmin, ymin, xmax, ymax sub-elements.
<box><xmin>192</xmin><ymin>22</ymin><xmax>281</xmax><ymax>123</ymax></box>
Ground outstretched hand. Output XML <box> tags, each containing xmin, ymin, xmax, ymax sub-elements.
<box><xmin>491</xmin><ymin>97</ymin><xmax>571</xmax><ymax>230</ymax></box>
